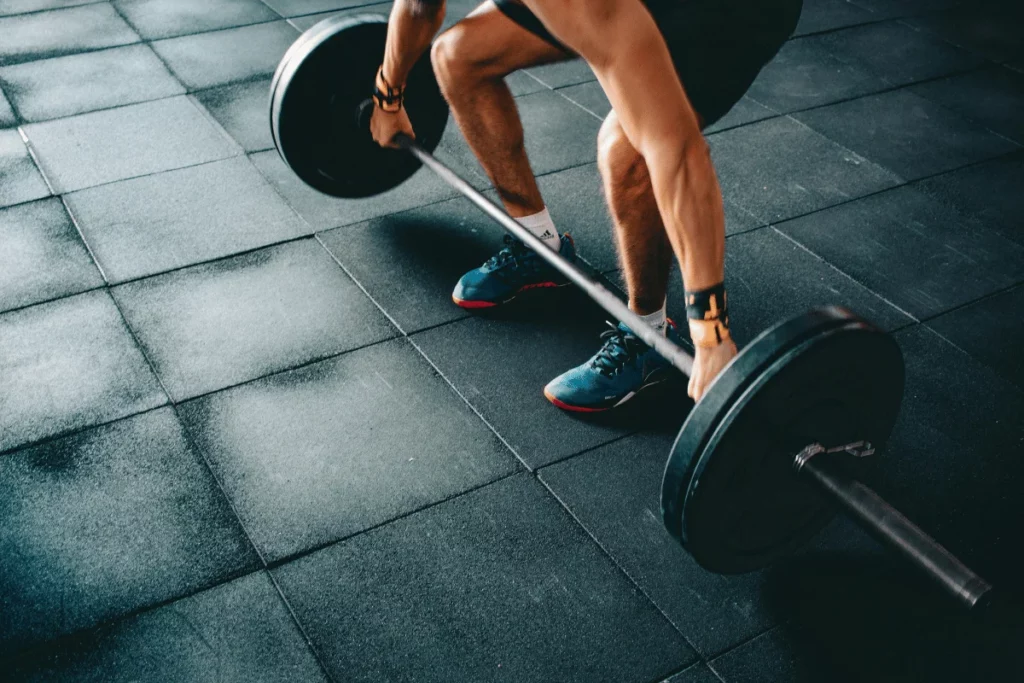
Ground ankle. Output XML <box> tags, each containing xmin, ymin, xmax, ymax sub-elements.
<box><xmin>631</xmin><ymin>299</ymin><xmax>668</xmax><ymax>335</ymax></box>
<box><xmin>516</xmin><ymin>208</ymin><xmax>560</xmax><ymax>250</ymax></box>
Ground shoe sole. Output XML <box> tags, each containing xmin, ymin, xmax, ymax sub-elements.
<box><xmin>544</xmin><ymin>377</ymin><xmax>669</xmax><ymax>413</ymax></box>
<box><xmin>452</xmin><ymin>281</ymin><xmax>568</xmax><ymax>309</ymax></box>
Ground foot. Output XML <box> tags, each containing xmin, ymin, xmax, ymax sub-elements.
<box><xmin>452</xmin><ymin>233</ymin><xmax>576</xmax><ymax>309</ymax></box>
<box><xmin>544</xmin><ymin>320</ymin><xmax>683</xmax><ymax>412</ymax></box>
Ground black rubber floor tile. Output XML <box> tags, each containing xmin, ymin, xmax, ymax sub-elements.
<box><xmin>817</xmin><ymin>19</ymin><xmax>983</xmax><ymax>87</ymax></box>
<box><xmin>0</xmin><ymin>128</ymin><xmax>50</xmax><ymax>208</ymax></box>
<box><xmin>665</xmin><ymin>228</ymin><xmax>913</xmax><ymax>344</ymax></box>
<box><xmin>24</xmin><ymin>96</ymin><xmax>240</xmax><ymax>193</ymax></box>
<box><xmin>151</xmin><ymin>20</ymin><xmax>299</xmax><ymax>91</ymax></box>
<box><xmin>0</xmin><ymin>198</ymin><xmax>103</xmax><ymax>313</ymax></box>
<box><xmin>287</xmin><ymin>3</ymin><xmax>391</xmax><ymax>31</ymax></box>
<box><xmin>712</xmin><ymin>329</ymin><xmax>1024</xmax><ymax>683</ymax></box>
<box><xmin>438</xmin><ymin>90</ymin><xmax>600</xmax><ymax>179</ymax></box>
<box><xmin>0</xmin><ymin>409</ymin><xmax>259</xmax><ymax>655</ymax></box>
<box><xmin>179</xmin><ymin>339</ymin><xmax>519</xmax><ymax>562</ymax></box>
<box><xmin>703</xmin><ymin>96</ymin><xmax>777</xmax><ymax>134</ymax></box>
<box><xmin>744</xmin><ymin>36</ymin><xmax>891</xmax><ymax>114</ymax></box>
<box><xmin>442</xmin><ymin>0</ymin><xmax>483</xmax><ymax>27</ymax></box>
<box><xmin>0</xmin><ymin>4</ymin><xmax>139</xmax><ymax>67</ymax></box>
<box><xmin>793</xmin><ymin>89</ymin><xmax>1019</xmax><ymax>182</ymax></box>
<box><xmin>114</xmin><ymin>0</ymin><xmax>280</xmax><ymax>40</ymax></box>
<box><xmin>558</xmin><ymin>81</ymin><xmax>608</xmax><ymax>119</ymax></box>
<box><xmin>664</xmin><ymin>663</ymin><xmax>723</xmax><ymax>683</ymax></box>
<box><xmin>8</xmin><ymin>572</ymin><xmax>327</xmax><ymax>683</ymax></box>
<box><xmin>879</xmin><ymin>326</ymin><xmax>1024</xmax><ymax>591</ymax></box>
<box><xmin>507</xmin><ymin>70</ymin><xmax>548</xmax><ymax>97</ymax></box>
<box><xmin>927</xmin><ymin>285</ymin><xmax>1024</xmax><ymax>391</ymax></box>
<box><xmin>909</xmin><ymin>4</ymin><xmax>1024</xmax><ymax>66</ymax></box>
<box><xmin>911</xmin><ymin>65</ymin><xmax>1024</xmax><ymax>145</ymax></box>
<box><xmin>713</xmin><ymin>611</ymin><xmax>1021</xmax><ymax>682</ymax></box>
<box><xmin>540</xmin><ymin>431</ymin><xmax>882</xmax><ymax>658</ymax></box>
<box><xmin>411</xmin><ymin>294</ymin><xmax>649</xmax><ymax>469</ymax></box>
<box><xmin>0</xmin><ymin>0</ymin><xmax>97</xmax><ymax>18</ymax></box>
<box><xmin>115</xmin><ymin>239</ymin><xmax>396</xmax><ymax>401</ymax></box>
<box><xmin>792</xmin><ymin>0</ymin><xmax>877</xmax><ymax>37</ymax></box>
<box><xmin>285</xmin><ymin>2</ymin><xmax>535</xmax><ymax>77</ymax></box>
<box><xmin>319</xmin><ymin>197</ymin><xmax>502</xmax><ymax>333</ymax></box>
<box><xmin>0</xmin><ymin>86</ymin><xmax>15</xmax><ymax>126</ymax></box>
<box><xmin>778</xmin><ymin>183</ymin><xmax>1024</xmax><ymax>319</ymax></box>
<box><xmin>848</xmin><ymin>0</ymin><xmax>961</xmax><ymax>20</ymax></box>
<box><xmin>273</xmin><ymin>475</ymin><xmax>694</xmax><ymax>683</ymax></box>
<box><xmin>0</xmin><ymin>44</ymin><xmax>185</xmax><ymax>122</ymax></box>
<box><xmin>539</xmin><ymin>432</ymin><xmax>775</xmax><ymax>657</ymax></box>
<box><xmin>250</xmin><ymin>149</ymin><xmax>460</xmax><ymax>230</ymax></box>
<box><xmin>528</xmin><ymin>59</ymin><xmax>596</xmax><ymax>89</ymax></box>
<box><xmin>0</xmin><ymin>291</ymin><xmax>166</xmax><ymax>453</ymax></box>
<box><xmin>66</xmin><ymin>157</ymin><xmax>307</xmax><ymax>283</ymax></box>
<box><xmin>709</xmin><ymin>626</ymin><xmax>834</xmax><ymax>683</ymax></box>
<box><xmin>260</xmin><ymin>0</ymin><xmax>372</xmax><ymax>18</ymax></box>
<box><xmin>195</xmin><ymin>77</ymin><xmax>274</xmax><ymax>152</ymax></box>
<box><xmin>912</xmin><ymin>151</ymin><xmax>1024</xmax><ymax>246</ymax></box>
<box><xmin>707</xmin><ymin>116</ymin><xmax>901</xmax><ymax>224</ymax></box>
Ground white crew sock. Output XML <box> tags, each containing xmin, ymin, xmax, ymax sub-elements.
<box><xmin>516</xmin><ymin>208</ymin><xmax>561</xmax><ymax>251</ymax></box>
<box><xmin>635</xmin><ymin>300</ymin><xmax>668</xmax><ymax>336</ymax></box>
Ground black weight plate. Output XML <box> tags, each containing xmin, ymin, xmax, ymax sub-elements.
<box><xmin>270</xmin><ymin>15</ymin><xmax>449</xmax><ymax>198</ymax></box>
<box><xmin>662</xmin><ymin>307</ymin><xmax>905</xmax><ymax>574</ymax></box>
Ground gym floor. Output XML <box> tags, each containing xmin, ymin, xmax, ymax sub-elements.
<box><xmin>1</xmin><ymin>0</ymin><xmax>1022</xmax><ymax>681</ymax></box>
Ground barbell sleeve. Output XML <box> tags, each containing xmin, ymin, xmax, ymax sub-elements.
<box><xmin>398</xmin><ymin>134</ymin><xmax>696</xmax><ymax>378</ymax></box>
<box><xmin>795</xmin><ymin>446</ymin><xmax>993</xmax><ymax>611</ymax></box>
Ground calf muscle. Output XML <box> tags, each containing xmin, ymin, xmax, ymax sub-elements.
<box><xmin>521</xmin><ymin>0</ymin><xmax>726</xmax><ymax>291</ymax></box>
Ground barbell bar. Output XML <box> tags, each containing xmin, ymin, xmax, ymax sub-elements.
<box><xmin>405</xmin><ymin>132</ymin><xmax>991</xmax><ymax>611</ymax></box>
<box><xmin>398</xmin><ymin>134</ymin><xmax>695</xmax><ymax>376</ymax></box>
<box><xmin>269</xmin><ymin>14</ymin><xmax>995</xmax><ymax>611</ymax></box>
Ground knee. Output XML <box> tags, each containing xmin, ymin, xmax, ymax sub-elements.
<box><xmin>597</xmin><ymin>113</ymin><xmax>648</xmax><ymax>189</ymax></box>
<box><xmin>431</xmin><ymin>25</ymin><xmax>491</xmax><ymax>94</ymax></box>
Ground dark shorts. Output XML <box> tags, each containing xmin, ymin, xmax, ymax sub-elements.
<box><xmin>493</xmin><ymin>0</ymin><xmax>802</xmax><ymax>127</ymax></box>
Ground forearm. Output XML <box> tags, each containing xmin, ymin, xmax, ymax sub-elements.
<box><xmin>382</xmin><ymin>0</ymin><xmax>446</xmax><ymax>86</ymax></box>
<box><xmin>644</xmin><ymin>138</ymin><xmax>725</xmax><ymax>291</ymax></box>
<box><xmin>598</xmin><ymin>35</ymin><xmax>725</xmax><ymax>292</ymax></box>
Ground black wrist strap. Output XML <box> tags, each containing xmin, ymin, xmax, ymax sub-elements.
<box><xmin>685</xmin><ymin>282</ymin><xmax>728</xmax><ymax>322</ymax></box>
<box><xmin>685</xmin><ymin>282</ymin><xmax>731</xmax><ymax>348</ymax></box>
<box><xmin>373</xmin><ymin>66</ymin><xmax>404</xmax><ymax>112</ymax></box>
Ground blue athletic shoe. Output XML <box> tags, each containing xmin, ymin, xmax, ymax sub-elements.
<box><xmin>544</xmin><ymin>319</ymin><xmax>682</xmax><ymax>412</ymax></box>
<box><xmin>452</xmin><ymin>233</ymin><xmax>576</xmax><ymax>309</ymax></box>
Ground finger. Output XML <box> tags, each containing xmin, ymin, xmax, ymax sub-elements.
<box><xmin>687</xmin><ymin>374</ymin><xmax>696</xmax><ymax>400</ymax></box>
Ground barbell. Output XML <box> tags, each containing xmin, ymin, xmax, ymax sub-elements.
<box><xmin>269</xmin><ymin>15</ymin><xmax>994</xmax><ymax>611</ymax></box>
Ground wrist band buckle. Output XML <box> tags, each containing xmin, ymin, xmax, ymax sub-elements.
<box><xmin>374</xmin><ymin>66</ymin><xmax>404</xmax><ymax>112</ymax></box>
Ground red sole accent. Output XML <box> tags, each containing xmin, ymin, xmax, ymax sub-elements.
<box><xmin>518</xmin><ymin>281</ymin><xmax>560</xmax><ymax>291</ymax></box>
<box><xmin>452</xmin><ymin>295</ymin><xmax>498</xmax><ymax>309</ymax></box>
<box><xmin>544</xmin><ymin>388</ymin><xmax>609</xmax><ymax>413</ymax></box>
<box><xmin>452</xmin><ymin>282</ymin><xmax>564</xmax><ymax>310</ymax></box>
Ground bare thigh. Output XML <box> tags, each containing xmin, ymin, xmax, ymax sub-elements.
<box><xmin>434</xmin><ymin>0</ymin><xmax>573</xmax><ymax>78</ymax></box>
